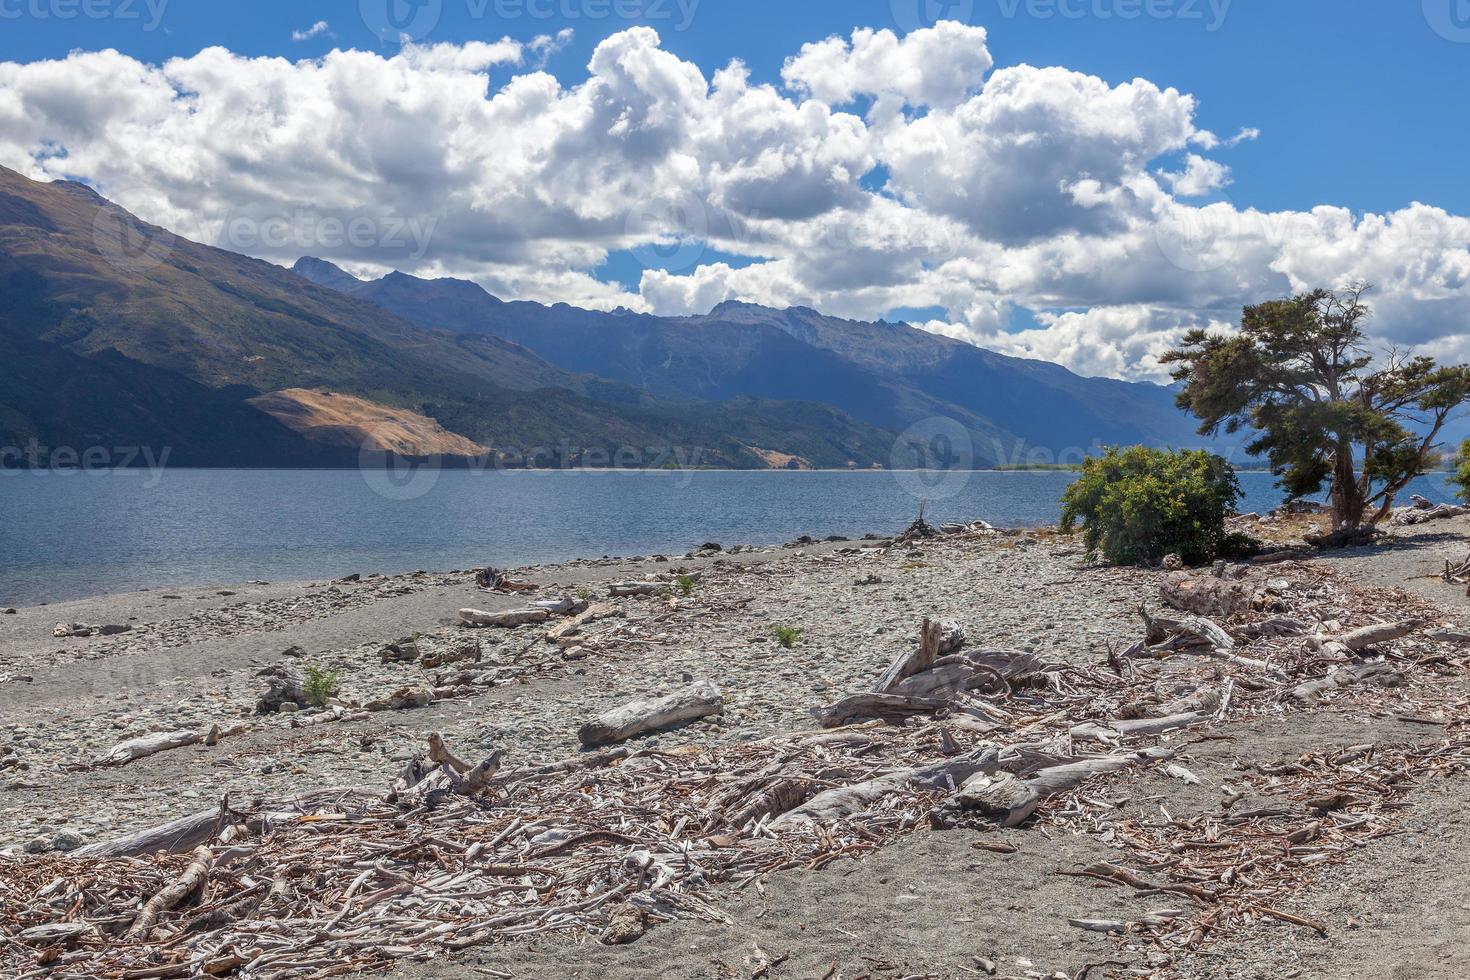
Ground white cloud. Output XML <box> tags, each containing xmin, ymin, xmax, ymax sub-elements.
<box><xmin>1</xmin><ymin>22</ymin><xmax>1468</xmax><ymax>382</ymax></box>
<box><xmin>291</xmin><ymin>21</ymin><xmax>331</xmax><ymax>42</ymax></box>
<box><xmin>529</xmin><ymin>28</ymin><xmax>574</xmax><ymax>67</ymax></box>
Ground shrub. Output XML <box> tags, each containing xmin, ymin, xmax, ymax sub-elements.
<box><xmin>772</xmin><ymin>625</ymin><xmax>803</xmax><ymax>649</ymax></box>
<box><xmin>1060</xmin><ymin>446</ymin><xmax>1243</xmax><ymax>566</ymax></box>
<box><xmin>1454</xmin><ymin>440</ymin><xmax>1470</xmax><ymax>504</ymax></box>
<box><xmin>302</xmin><ymin>664</ymin><xmax>340</xmax><ymax>709</ymax></box>
<box><xmin>676</xmin><ymin>574</ymin><xmax>696</xmax><ymax>596</ymax></box>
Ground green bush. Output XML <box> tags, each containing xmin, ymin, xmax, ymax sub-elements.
<box><xmin>772</xmin><ymin>625</ymin><xmax>803</xmax><ymax>649</ymax></box>
<box><xmin>676</xmin><ymin>574</ymin><xmax>696</xmax><ymax>596</ymax></box>
<box><xmin>302</xmin><ymin>664</ymin><xmax>340</xmax><ymax>709</ymax></box>
<box><xmin>1454</xmin><ymin>440</ymin><xmax>1470</xmax><ymax>504</ymax></box>
<box><xmin>1060</xmin><ymin>446</ymin><xmax>1243</xmax><ymax>566</ymax></box>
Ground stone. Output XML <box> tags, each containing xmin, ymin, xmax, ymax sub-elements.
<box><xmin>278</xmin><ymin>702</ymin><xmax>299</xmax><ymax>713</ymax></box>
<box><xmin>51</xmin><ymin>828</ymin><xmax>86</xmax><ymax>852</ymax></box>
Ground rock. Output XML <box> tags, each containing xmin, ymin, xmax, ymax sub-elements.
<box><xmin>697</xmin><ymin>541</ymin><xmax>723</xmax><ymax>552</ymax></box>
<box><xmin>281</xmin><ymin>645</ymin><xmax>307</xmax><ymax>658</ymax></box>
<box><xmin>380</xmin><ymin>639</ymin><xmax>420</xmax><ymax>663</ymax></box>
<box><xmin>23</xmin><ymin>835</ymin><xmax>51</xmax><ymax>854</ymax></box>
<box><xmin>52</xmin><ymin>622</ymin><xmax>131</xmax><ymax>638</ymax></box>
<box><xmin>278</xmin><ymin>702</ymin><xmax>299</xmax><ymax>713</ymax></box>
<box><xmin>2</xmin><ymin>608</ymin><xmax>15</xmax><ymax>615</ymax></box>
<box><xmin>51</xmin><ymin>828</ymin><xmax>86</xmax><ymax>852</ymax></box>
<box><xmin>367</xmin><ymin>687</ymin><xmax>433</xmax><ymax>712</ymax></box>
<box><xmin>601</xmin><ymin>904</ymin><xmax>648</xmax><ymax>945</ymax></box>
<box><xmin>1161</xmin><ymin>553</ymin><xmax>1185</xmax><ymax>571</ymax></box>
<box><xmin>255</xmin><ymin>665</ymin><xmax>307</xmax><ymax>715</ymax></box>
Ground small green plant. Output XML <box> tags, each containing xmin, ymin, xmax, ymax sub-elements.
<box><xmin>1454</xmin><ymin>440</ymin><xmax>1470</xmax><ymax>504</ymax></box>
<box><xmin>772</xmin><ymin>625</ymin><xmax>803</xmax><ymax>648</ymax></box>
<box><xmin>576</xmin><ymin>587</ymin><xmax>593</xmax><ymax>600</ymax></box>
<box><xmin>676</xmin><ymin>574</ymin><xmax>696</xmax><ymax>596</ymax></box>
<box><xmin>1061</xmin><ymin>445</ymin><xmax>1243</xmax><ymax>566</ymax></box>
<box><xmin>302</xmin><ymin>664</ymin><xmax>340</xmax><ymax>709</ymax></box>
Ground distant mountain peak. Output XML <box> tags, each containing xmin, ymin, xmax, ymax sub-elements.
<box><xmin>291</xmin><ymin>256</ymin><xmax>362</xmax><ymax>292</ymax></box>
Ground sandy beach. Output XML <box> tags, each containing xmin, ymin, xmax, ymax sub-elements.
<box><xmin>3</xmin><ymin>516</ymin><xmax>1470</xmax><ymax>979</ymax></box>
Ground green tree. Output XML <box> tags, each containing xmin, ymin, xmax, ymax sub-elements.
<box><xmin>1165</xmin><ymin>284</ymin><xmax>1470</xmax><ymax>531</ymax></box>
<box><xmin>1060</xmin><ymin>445</ymin><xmax>1242</xmax><ymax>566</ymax></box>
<box><xmin>1454</xmin><ymin>440</ymin><xmax>1470</xmax><ymax>504</ymax></box>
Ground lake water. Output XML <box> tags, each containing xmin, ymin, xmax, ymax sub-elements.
<box><xmin>0</xmin><ymin>468</ymin><xmax>1458</xmax><ymax>606</ymax></box>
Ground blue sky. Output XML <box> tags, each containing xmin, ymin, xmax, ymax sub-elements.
<box><xmin>5</xmin><ymin>0</ymin><xmax>1467</xmax><ymax>216</ymax></box>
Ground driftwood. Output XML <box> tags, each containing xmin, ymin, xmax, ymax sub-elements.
<box><xmin>811</xmin><ymin>693</ymin><xmax>955</xmax><ymax>728</ymax></box>
<box><xmin>1070</xmin><ymin>711</ymin><xmax>1208</xmax><ymax>743</ymax></box>
<box><xmin>126</xmin><ymin>846</ymin><xmax>213</xmax><ymax>939</ymax></box>
<box><xmin>546</xmin><ymin>602</ymin><xmax>622</xmax><ymax>643</ymax></box>
<box><xmin>578</xmin><ymin>681</ymin><xmax>724</xmax><ymax>747</ymax></box>
<box><xmin>459</xmin><ymin>607</ymin><xmax>551</xmax><ymax>628</ymax></box>
<box><xmin>94</xmin><ymin>723</ymin><xmax>248</xmax><ymax>768</ymax></box>
<box><xmin>1287</xmin><ymin>662</ymin><xmax>1404</xmax><ymax>703</ymax></box>
<box><xmin>871</xmin><ymin>618</ymin><xmax>964</xmax><ymax>694</ymax></box>
<box><xmin>1335</xmin><ymin>621</ymin><xmax>1419</xmax><ymax>652</ymax></box>
<box><xmin>1160</xmin><ymin>573</ymin><xmax>1254</xmax><ymax>617</ymax></box>
<box><xmin>771</xmin><ymin>748</ymin><xmax>1000</xmax><ymax>828</ymax></box>
<box><xmin>609</xmin><ymin>582</ymin><xmax>663</xmax><ymax>598</ymax></box>
<box><xmin>949</xmin><ymin>746</ymin><xmax>1176</xmax><ymax>827</ymax></box>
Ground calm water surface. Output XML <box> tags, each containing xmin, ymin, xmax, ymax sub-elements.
<box><xmin>0</xmin><ymin>468</ymin><xmax>1457</xmax><ymax>606</ymax></box>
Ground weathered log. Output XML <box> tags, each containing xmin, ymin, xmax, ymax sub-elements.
<box><xmin>545</xmin><ymin>602</ymin><xmax>621</xmax><ymax>643</ymax></box>
<box><xmin>1335</xmin><ymin>621</ymin><xmax>1418</xmax><ymax>652</ymax></box>
<box><xmin>871</xmin><ymin>618</ymin><xmax>963</xmax><ymax>694</ymax></box>
<box><xmin>1159</xmin><ymin>573</ymin><xmax>1254</xmax><ymax>618</ymax></box>
<box><xmin>96</xmin><ymin>729</ymin><xmax>204</xmax><ymax>767</ymax></box>
<box><xmin>1070</xmin><ymin>711</ymin><xmax>1208</xmax><ymax>743</ymax></box>
<box><xmin>949</xmin><ymin>746</ymin><xmax>1176</xmax><ymax>827</ymax></box>
<box><xmin>1287</xmin><ymin>662</ymin><xmax>1404</xmax><ymax>703</ymax></box>
<box><xmin>127</xmin><ymin>846</ymin><xmax>213</xmax><ymax>939</ymax></box>
<box><xmin>459</xmin><ymin>607</ymin><xmax>551</xmax><ymax>628</ymax></box>
<box><xmin>609</xmin><ymin>582</ymin><xmax>663</xmax><ymax>597</ymax></box>
<box><xmin>810</xmin><ymin>693</ymin><xmax>955</xmax><ymax>728</ymax></box>
<box><xmin>366</xmin><ymin>686</ymin><xmax>434</xmax><ymax>711</ymax></box>
<box><xmin>578</xmin><ymin>681</ymin><xmax>725</xmax><ymax>747</ymax></box>
<box><xmin>1428</xmin><ymin>627</ymin><xmax>1470</xmax><ymax>644</ymax></box>
<box><xmin>771</xmin><ymin>748</ymin><xmax>1000</xmax><ymax>828</ymax></box>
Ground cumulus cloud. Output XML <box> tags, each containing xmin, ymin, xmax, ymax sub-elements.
<box><xmin>291</xmin><ymin>21</ymin><xmax>332</xmax><ymax>42</ymax></box>
<box><xmin>1</xmin><ymin>22</ymin><xmax>1468</xmax><ymax>382</ymax></box>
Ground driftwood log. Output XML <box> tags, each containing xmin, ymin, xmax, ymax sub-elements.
<box><xmin>771</xmin><ymin>748</ymin><xmax>1000</xmax><ymax>828</ymax></box>
<box><xmin>546</xmin><ymin>602</ymin><xmax>621</xmax><ymax>643</ymax></box>
<box><xmin>947</xmin><ymin>746</ymin><xmax>1177</xmax><ymax>827</ymax></box>
<box><xmin>578</xmin><ymin>681</ymin><xmax>725</xmax><ymax>747</ymax></box>
<box><xmin>459</xmin><ymin>607</ymin><xmax>552</xmax><ymax>628</ymax></box>
<box><xmin>1070</xmin><ymin>711</ymin><xmax>1208</xmax><ymax>743</ymax></box>
<box><xmin>94</xmin><ymin>723</ymin><xmax>248</xmax><ymax>768</ymax></box>
<box><xmin>1287</xmin><ymin>662</ymin><xmax>1404</xmax><ymax>703</ymax></box>
<box><xmin>126</xmin><ymin>846</ymin><xmax>213</xmax><ymax>939</ymax></box>
<box><xmin>1160</xmin><ymin>573</ymin><xmax>1255</xmax><ymax>617</ymax></box>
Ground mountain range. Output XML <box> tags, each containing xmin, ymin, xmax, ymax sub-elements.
<box><xmin>0</xmin><ymin>165</ymin><xmax>1230</xmax><ymax>470</ymax></box>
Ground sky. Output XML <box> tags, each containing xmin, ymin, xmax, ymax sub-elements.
<box><xmin>1</xmin><ymin>0</ymin><xmax>1468</xmax><ymax>382</ymax></box>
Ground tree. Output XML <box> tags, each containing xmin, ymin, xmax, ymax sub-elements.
<box><xmin>1060</xmin><ymin>445</ymin><xmax>1243</xmax><ymax>566</ymax></box>
<box><xmin>1454</xmin><ymin>440</ymin><xmax>1470</xmax><ymax>505</ymax></box>
<box><xmin>1165</xmin><ymin>284</ymin><xmax>1470</xmax><ymax>532</ymax></box>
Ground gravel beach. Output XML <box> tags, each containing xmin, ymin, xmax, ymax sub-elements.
<box><xmin>3</xmin><ymin>516</ymin><xmax>1470</xmax><ymax>979</ymax></box>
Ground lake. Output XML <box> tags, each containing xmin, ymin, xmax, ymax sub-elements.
<box><xmin>0</xmin><ymin>467</ymin><xmax>1458</xmax><ymax>606</ymax></box>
